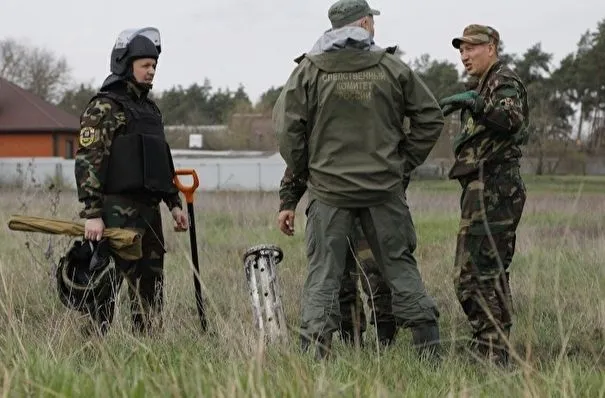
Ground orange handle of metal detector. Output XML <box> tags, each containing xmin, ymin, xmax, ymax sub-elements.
<box><xmin>173</xmin><ymin>169</ymin><xmax>199</xmax><ymax>204</ymax></box>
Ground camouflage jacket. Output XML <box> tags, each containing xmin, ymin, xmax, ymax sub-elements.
<box><xmin>448</xmin><ymin>60</ymin><xmax>529</xmax><ymax>179</ymax></box>
<box><xmin>74</xmin><ymin>81</ymin><xmax>182</xmax><ymax>219</ymax></box>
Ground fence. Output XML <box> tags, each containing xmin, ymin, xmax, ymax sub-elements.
<box><xmin>3</xmin><ymin>154</ymin><xmax>605</xmax><ymax>191</ymax></box>
<box><xmin>0</xmin><ymin>156</ymin><xmax>289</xmax><ymax>191</ymax></box>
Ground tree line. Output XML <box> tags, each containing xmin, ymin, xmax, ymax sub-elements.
<box><xmin>1</xmin><ymin>19</ymin><xmax>604</xmax><ymax>169</ymax></box>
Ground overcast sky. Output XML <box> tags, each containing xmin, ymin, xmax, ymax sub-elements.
<box><xmin>1</xmin><ymin>0</ymin><xmax>603</xmax><ymax>103</ymax></box>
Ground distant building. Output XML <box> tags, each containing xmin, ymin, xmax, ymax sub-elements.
<box><xmin>229</xmin><ymin>113</ymin><xmax>275</xmax><ymax>150</ymax></box>
<box><xmin>0</xmin><ymin>77</ymin><xmax>80</xmax><ymax>158</ymax></box>
<box><xmin>230</xmin><ymin>112</ymin><xmax>272</xmax><ymax>136</ymax></box>
<box><xmin>164</xmin><ymin>124</ymin><xmax>229</xmax><ymax>150</ymax></box>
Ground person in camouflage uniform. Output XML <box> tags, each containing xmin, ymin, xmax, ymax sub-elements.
<box><xmin>278</xmin><ymin>167</ymin><xmax>397</xmax><ymax>347</ymax></box>
<box><xmin>274</xmin><ymin>0</ymin><xmax>444</xmax><ymax>360</ymax></box>
<box><xmin>439</xmin><ymin>24</ymin><xmax>529</xmax><ymax>365</ymax></box>
<box><xmin>74</xmin><ymin>27</ymin><xmax>188</xmax><ymax>336</ymax></box>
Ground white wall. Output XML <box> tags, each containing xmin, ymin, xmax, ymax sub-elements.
<box><xmin>0</xmin><ymin>155</ymin><xmax>288</xmax><ymax>191</ymax></box>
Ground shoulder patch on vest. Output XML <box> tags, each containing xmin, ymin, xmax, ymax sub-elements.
<box><xmin>386</xmin><ymin>46</ymin><xmax>398</xmax><ymax>54</ymax></box>
<box><xmin>79</xmin><ymin>126</ymin><xmax>99</xmax><ymax>147</ymax></box>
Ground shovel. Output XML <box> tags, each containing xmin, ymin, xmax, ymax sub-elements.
<box><xmin>173</xmin><ymin>168</ymin><xmax>207</xmax><ymax>331</ymax></box>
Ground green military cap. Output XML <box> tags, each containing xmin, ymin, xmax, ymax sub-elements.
<box><xmin>328</xmin><ymin>0</ymin><xmax>380</xmax><ymax>29</ymax></box>
<box><xmin>452</xmin><ymin>24</ymin><xmax>500</xmax><ymax>49</ymax></box>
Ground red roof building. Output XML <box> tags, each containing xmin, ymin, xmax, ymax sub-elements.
<box><xmin>0</xmin><ymin>77</ymin><xmax>80</xmax><ymax>158</ymax></box>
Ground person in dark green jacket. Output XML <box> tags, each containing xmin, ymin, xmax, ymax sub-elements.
<box><xmin>273</xmin><ymin>0</ymin><xmax>445</xmax><ymax>360</ymax></box>
<box><xmin>278</xmin><ymin>166</ymin><xmax>397</xmax><ymax>348</ymax></box>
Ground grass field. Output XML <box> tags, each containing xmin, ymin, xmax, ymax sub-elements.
<box><xmin>0</xmin><ymin>175</ymin><xmax>604</xmax><ymax>397</ymax></box>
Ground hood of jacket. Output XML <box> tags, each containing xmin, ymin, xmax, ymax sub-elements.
<box><xmin>304</xmin><ymin>26</ymin><xmax>387</xmax><ymax>73</ymax></box>
<box><xmin>307</xmin><ymin>26</ymin><xmax>381</xmax><ymax>55</ymax></box>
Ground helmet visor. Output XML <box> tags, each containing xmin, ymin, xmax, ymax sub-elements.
<box><xmin>114</xmin><ymin>27</ymin><xmax>161</xmax><ymax>50</ymax></box>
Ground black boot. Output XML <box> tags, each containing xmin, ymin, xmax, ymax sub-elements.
<box><xmin>315</xmin><ymin>334</ymin><xmax>333</xmax><ymax>360</ymax></box>
<box><xmin>301</xmin><ymin>333</ymin><xmax>333</xmax><ymax>360</ymax></box>
<box><xmin>340</xmin><ymin>324</ymin><xmax>364</xmax><ymax>347</ymax></box>
<box><xmin>376</xmin><ymin>321</ymin><xmax>397</xmax><ymax>347</ymax></box>
<box><xmin>472</xmin><ymin>329</ymin><xmax>511</xmax><ymax>367</ymax></box>
<box><xmin>411</xmin><ymin>323</ymin><xmax>441</xmax><ymax>360</ymax></box>
<box><xmin>300</xmin><ymin>333</ymin><xmax>311</xmax><ymax>352</ymax></box>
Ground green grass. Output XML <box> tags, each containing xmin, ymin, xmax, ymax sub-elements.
<box><xmin>0</xmin><ymin>176</ymin><xmax>604</xmax><ymax>397</ymax></box>
<box><xmin>413</xmin><ymin>173</ymin><xmax>605</xmax><ymax>194</ymax></box>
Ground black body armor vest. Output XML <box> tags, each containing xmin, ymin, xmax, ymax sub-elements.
<box><xmin>100</xmin><ymin>88</ymin><xmax>178</xmax><ymax>196</ymax></box>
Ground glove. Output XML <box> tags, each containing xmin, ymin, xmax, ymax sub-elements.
<box><xmin>439</xmin><ymin>90</ymin><xmax>485</xmax><ymax>116</ymax></box>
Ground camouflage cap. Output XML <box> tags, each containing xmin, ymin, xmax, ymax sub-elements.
<box><xmin>452</xmin><ymin>24</ymin><xmax>500</xmax><ymax>49</ymax></box>
<box><xmin>328</xmin><ymin>0</ymin><xmax>380</xmax><ymax>29</ymax></box>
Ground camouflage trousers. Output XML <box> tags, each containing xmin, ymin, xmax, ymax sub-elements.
<box><xmin>339</xmin><ymin>219</ymin><xmax>395</xmax><ymax>344</ymax></box>
<box><xmin>85</xmin><ymin>193</ymin><xmax>167</xmax><ymax>335</ymax></box>
<box><xmin>454</xmin><ymin>163</ymin><xmax>526</xmax><ymax>353</ymax></box>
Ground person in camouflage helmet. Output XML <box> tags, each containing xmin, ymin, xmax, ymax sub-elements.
<box><xmin>439</xmin><ymin>24</ymin><xmax>529</xmax><ymax>365</ymax></box>
<box><xmin>277</xmin><ymin>167</ymin><xmax>397</xmax><ymax>347</ymax></box>
<box><xmin>74</xmin><ymin>27</ymin><xmax>188</xmax><ymax>336</ymax></box>
<box><xmin>273</xmin><ymin>0</ymin><xmax>444</xmax><ymax>360</ymax></box>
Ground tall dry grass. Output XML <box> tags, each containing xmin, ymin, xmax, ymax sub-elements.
<box><xmin>0</xmin><ymin>176</ymin><xmax>603</xmax><ymax>397</ymax></box>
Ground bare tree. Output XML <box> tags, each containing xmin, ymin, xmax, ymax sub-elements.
<box><xmin>0</xmin><ymin>38</ymin><xmax>72</xmax><ymax>103</ymax></box>
<box><xmin>0</xmin><ymin>38</ymin><xmax>26</xmax><ymax>83</ymax></box>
